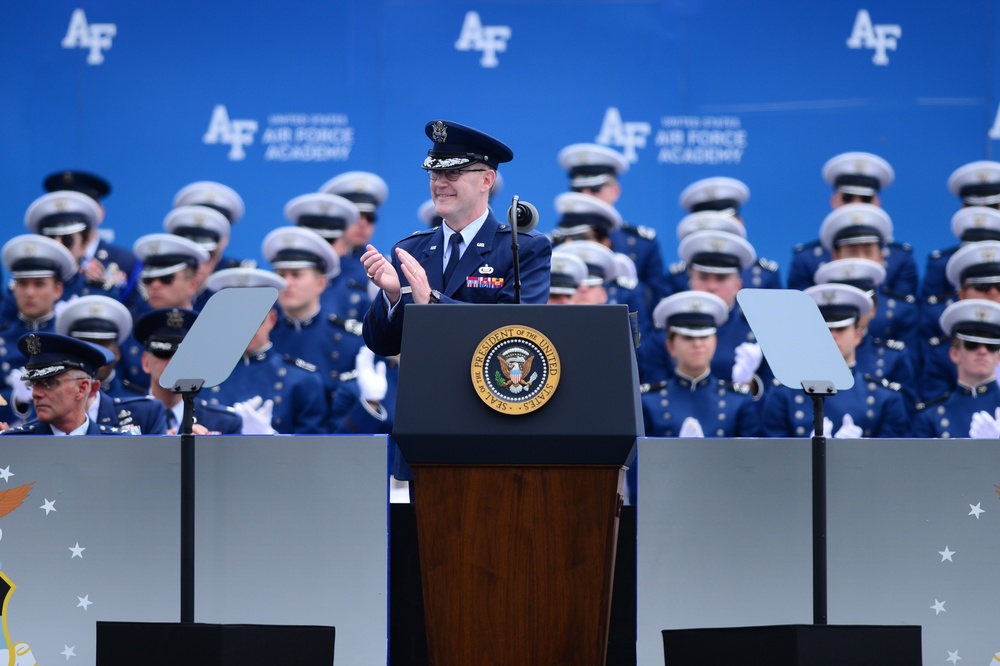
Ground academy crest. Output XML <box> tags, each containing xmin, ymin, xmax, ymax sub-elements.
<box><xmin>471</xmin><ymin>325</ymin><xmax>559</xmax><ymax>414</ymax></box>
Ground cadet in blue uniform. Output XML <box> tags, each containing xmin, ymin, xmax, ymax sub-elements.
<box><xmin>913</xmin><ymin>299</ymin><xmax>1000</xmax><ymax>438</ymax></box>
<box><xmin>788</xmin><ymin>152</ymin><xmax>916</xmax><ymax>296</ymax></box>
<box><xmin>922</xmin><ymin>162</ymin><xmax>1000</xmax><ymax>300</ymax></box>
<box><xmin>362</xmin><ymin>120</ymin><xmax>551</xmax><ymax>356</ymax></box>
<box><xmin>265</xmin><ymin>226</ymin><xmax>364</xmax><ymax>404</ymax></box>
<box><xmin>558</xmin><ymin>143</ymin><xmax>669</xmax><ymax>313</ymax></box>
<box><xmin>547</xmin><ymin>251</ymin><xmax>588</xmax><ymax>304</ymax></box>
<box><xmin>319</xmin><ymin>171</ymin><xmax>390</xmax><ymax>286</ymax></box>
<box><xmin>677</xmin><ymin>177</ymin><xmax>781</xmax><ymax>290</ymax></box>
<box><xmin>919</xmin><ymin>241</ymin><xmax>1000</xmax><ymax>401</ymax></box>
<box><xmin>133</xmin><ymin>308</ymin><xmax>242</xmax><ymax>435</ymax></box>
<box><xmin>163</xmin><ymin>204</ymin><xmax>237</xmax><ymax>312</ymax></box>
<box><xmin>761</xmin><ymin>283</ymin><xmax>910</xmax><ymax>438</ymax></box>
<box><xmin>201</xmin><ymin>267</ymin><xmax>329</xmax><ymax>434</ymax></box>
<box><xmin>285</xmin><ymin>192</ymin><xmax>372</xmax><ymax>323</ymax></box>
<box><xmin>0</xmin><ymin>235</ymin><xmax>78</xmax><ymax>424</ymax></box>
<box><xmin>1</xmin><ymin>332</ymin><xmax>129</xmax><ymax>436</ymax></box>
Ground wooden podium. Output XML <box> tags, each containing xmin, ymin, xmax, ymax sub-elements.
<box><xmin>394</xmin><ymin>304</ymin><xmax>641</xmax><ymax>666</ymax></box>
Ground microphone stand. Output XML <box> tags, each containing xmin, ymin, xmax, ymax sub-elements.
<box><xmin>802</xmin><ymin>379</ymin><xmax>836</xmax><ymax>625</ymax></box>
<box><xmin>510</xmin><ymin>195</ymin><xmax>523</xmax><ymax>304</ymax></box>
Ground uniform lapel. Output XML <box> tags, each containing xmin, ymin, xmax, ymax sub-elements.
<box><xmin>420</xmin><ymin>228</ymin><xmax>446</xmax><ymax>292</ymax></box>
<box><xmin>444</xmin><ymin>214</ymin><xmax>499</xmax><ymax>295</ymax></box>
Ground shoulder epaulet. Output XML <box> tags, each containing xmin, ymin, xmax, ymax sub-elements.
<box><xmin>872</xmin><ymin>338</ymin><xmax>906</xmax><ymax>351</ymax></box>
<box><xmin>328</xmin><ymin>314</ymin><xmax>363</xmax><ymax>336</ymax></box>
<box><xmin>757</xmin><ymin>257</ymin><xmax>779</xmax><ymax>272</ymax></box>
<box><xmin>863</xmin><ymin>374</ymin><xmax>901</xmax><ymax>392</ymax></box>
<box><xmin>669</xmin><ymin>260</ymin><xmax>687</xmax><ymax>276</ymax></box>
<box><xmin>929</xmin><ymin>245</ymin><xmax>959</xmax><ymax>260</ymax></box>
<box><xmin>198</xmin><ymin>399</ymin><xmax>237</xmax><ymax>414</ymax></box>
<box><xmin>339</xmin><ymin>369</ymin><xmax>359</xmax><ymax>382</ymax></box>
<box><xmin>927</xmin><ymin>335</ymin><xmax>947</xmax><ymax>348</ymax></box>
<box><xmin>924</xmin><ymin>293</ymin><xmax>956</xmax><ymax>306</ymax></box>
<box><xmin>639</xmin><ymin>380</ymin><xmax>668</xmax><ymax>394</ymax></box>
<box><xmin>623</xmin><ymin>224</ymin><xmax>656</xmax><ymax>240</ymax></box>
<box><xmin>0</xmin><ymin>424</ymin><xmax>34</xmax><ymax>435</ymax></box>
<box><xmin>794</xmin><ymin>240</ymin><xmax>821</xmax><ymax>253</ymax></box>
<box><xmin>113</xmin><ymin>394</ymin><xmax>155</xmax><ymax>405</ymax></box>
<box><xmin>888</xmin><ymin>240</ymin><xmax>913</xmax><ymax>252</ymax></box>
<box><xmin>615</xmin><ymin>276</ymin><xmax>638</xmax><ymax>290</ymax></box>
<box><xmin>880</xmin><ymin>289</ymin><xmax>917</xmax><ymax>304</ymax></box>
<box><xmin>282</xmin><ymin>354</ymin><xmax>317</xmax><ymax>373</ymax></box>
<box><xmin>915</xmin><ymin>392</ymin><xmax>950</xmax><ymax>412</ymax></box>
<box><xmin>121</xmin><ymin>379</ymin><xmax>149</xmax><ymax>395</ymax></box>
<box><xmin>407</xmin><ymin>227</ymin><xmax>436</xmax><ymax>237</ymax></box>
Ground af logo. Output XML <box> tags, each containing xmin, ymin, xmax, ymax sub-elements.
<box><xmin>472</xmin><ymin>326</ymin><xmax>560</xmax><ymax>415</ymax></box>
<box><xmin>595</xmin><ymin>108</ymin><xmax>651</xmax><ymax>163</ymax></box>
<box><xmin>203</xmin><ymin>105</ymin><xmax>259</xmax><ymax>161</ymax></box>
<box><xmin>454</xmin><ymin>11</ymin><xmax>511</xmax><ymax>68</ymax></box>
<box><xmin>61</xmin><ymin>8</ymin><xmax>117</xmax><ymax>65</ymax></box>
<box><xmin>846</xmin><ymin>9</ymin><xmax>901</xmax><ymax>66</ymax></box>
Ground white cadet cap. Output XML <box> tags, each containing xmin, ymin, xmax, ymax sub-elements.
<box><xmin>558</xmin><ymin>143</ymin><xmax>629</xmax><ymax>190</ymax></box>
<box><xmin>56</xmin><ymin>295</ymin><xmax>133</xmax><ymax>345</ymax></box>
<box><xmin>163</xmin><ymin>205</ymin><xmax>231</xmax><ymax>252</ymax></box>
<box><xmin>553</xmin><ymin>192</ymin><xmax>622</xmax><ymax>238</ymax></box>
<box><xmin>24</xmin><ymin>190</ymin><xmax>101</xmax><ymax>236</ymax></box>
<box><xmin>262</xmin><ymin>226</ymin><xmax>340</xmax><ymax>280</ymax></box>
<box><xmin>676</xmin><ymin>211</ymin><xmax>746</xmax><ymax>242</ymax></box>
<box><xmin>821</xmin><ymin>151</ymin><xmax>894</xmax><ymax>195</ymax></box>
<box><xmin>678</xmin><ymin>177</ymin><xmax>750</xmax><ymax>214</ymax></box>
<box><xmin>939</xmin><ymin>299</ymin><xmax>1000</xmax><ymax>343</ymax></box>
<box><xmin>813</xmin><ymin>258</ymin><xmax>886</xmax><ymax>292</ymax></box>
<box><xmin>418</xmin><ymin>199</ymin><xmax>442</xmax><ymax>227</ymax></box>
<box><xmin>613</xmin><ymin>253</ymin><xmax>638</xmax><ymax>283</ymax></box>
<box><xmin>948</xmin><ymin>161</ymin><xmax>1000</xmax><ymax>206</ymax></box>
<box><xmin>951</xmin><ymin>206</ymin><xmax>1000</xmax><ymax>242</ymax></box>
<box><xmin>205</xmin><ymin>267</ymin><xmax>288</xmax><ymax>293</ymax></box>
<box><xmin>319</xmin><ymin>171</ymin><xmax>388</xmax><ymax>213</ymax></box>
<box><xmin>946</xmin><ymin>240</ymin><xmax>1000</xmax><ymax>289</ymax></box>
<box><xmin>554</xmin><ymin>240</ymin><xmax>618</xmax><ymax>286</ymax></box>
<box><xmin>2</xmin><ymin>234</ymin><xmax>77</xmax><ymax>282</ymax></box>
<box><xmin>804</xmin><ymin>283</ymin><xmax>873</xmax><ymax>328</ymax></box>
<box><xmin>819</xmin><ymin>203</ymin><xmax>893</xmax><ymax>253</ymax></box>
<box><xmin>652</xmin><ymin>291</ymin><xmax>728</xmax><ymax>336</ymax></box>
<box><xmin>173</xmin><ymin>181</ymin><xmax>245</xmax><ymax>223</ymax></box>
<box><xmin>133</xmin><ymin>233</ymin><xmax>210</xmax><ymax>278</ymax></box>
<box><xmin>678</xmin><ymin>229</ymin><xmax>756</xmax><ymax>273</ymax></box>
<box><xmin>284</xmin><ymin>192</ymin><xmax>360</xmax><ymax>240</ymax></box>
<box><xmin>549</xmin><ymin>251</ymin><xmax>588</xmax><ymax>295</ymax></box>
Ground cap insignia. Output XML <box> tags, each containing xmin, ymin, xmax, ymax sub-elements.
<box><xmin>148</xmin><ymin>241</ymin><xmax>161</xmax><ymax>254</ymax></box>
<box><xmin>689</xmin><ymin>298</ymin><xmax>704</xmax><ymax>312</ymax></box>
<box><xmin>974</xmin><ymin>306</ymin><xmax>989</xmax><ymax>321</ymax></box>
<box><xmin>318</xmin><ymin>201</ymin><xmax>331</xmax><ymax>214</ymax></box>
<box><xmin>167</xmin><ymin>309</ymin><xmax>185</xmax><ymax>329</ymax></box>
<box><xmin>978</xmin><ymin>169</ymin><xmax>990</xmax><ymax>183</ymax></box>
<box><xmin>821</xmin><ymin>290</ymin><xmax>837</xmax><ymax>304</ymax></box>
<box><xmin>55</xmin><ymin>199</ymin><xmax>68</xmax><ymax>212</ymax></box>
<box><xmin>87</xmin><ymin>303</ymin><xmax>103</xmax><ymax>316</ymax></box>
<box><xmin>709</xmin><ymin>238</ymin><xmax>725</xmax><ymax>251</ymax></box>
<box><xmin>853</xmin><ymin>159</ymin><xmax>865</xmax><ymax>173</ymax></box>
<box><xmin>26</xmin><ymin>334</ymin><xmax>41</xmax><ymax>356</ymax></box>
<box><xmin>23</xmin><ymin>243</ymin><xmax>37</xmax><ymax>257</ymax></box>
<box><xmin>235</xmin><ymin>274</ymin><xmax>250</xmax><ymax>287</ymax></box>
<box><xmin>981</xmin><ymin>248</ymin><xmax>998</xmax><ymax>262</ymax></box>
<box><xmin>193</xmin><ymin>212</ymin><xmax>206</xmax><ymax>226</ymax></box>
<box><xmin>974</xmin><ymin>214</ymin><xmax>986</xmax><ymax>227</ymax></box>
<box><xmin>431</xmin><ymin>121</ymin><xmax>448</xmax><ymax>143</ymax></box>
<box><xmin>850</xmin><ymin>211</ymin><xmax>864</xmax><ymax>224</ymax></box>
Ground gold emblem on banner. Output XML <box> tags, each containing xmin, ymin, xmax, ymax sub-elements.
<box><xmin>471</xmin><ymin>325</ymin><xmax>560</xmax><ymax>415</ymax></box>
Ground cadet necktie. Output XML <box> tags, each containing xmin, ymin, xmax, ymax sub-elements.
<box><xmin>443</xmin><ymin>233</ymin><xmax>463</xmax><ymax>285</ymax></box>
<box><xmin>166</xmin><ymin>410</ymin><xmax>178</xmax><ymax>432</ymax></box>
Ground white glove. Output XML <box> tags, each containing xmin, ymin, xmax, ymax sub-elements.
<box><xmin>731</xmin><ymin>342</ymin><xmax>763</xmax><ymax>385</ymax></box>
<box><xmin>810</xmin><ymin>416</ymin><xmax>834</xmax><ymax>439</ymax></box>
<box><xmin>833</xmin><ymin>413</ymin><xmax>863</xmax><ymax>439</ymax></box>
<box><xmin>6</xmin><ymin>368</ymin><xmax>32</xmax><ymax>410</ymax></box>
<box><xmin>969</xmin><ymin>408</ymin><xmax>1000</xmax><ymax>439</ymax></box>
<box><xmin>678</xmin><ymin>417</ymin><xmax>704</xmax><ymax>438</ymax></box>
<box><xmin>355</xmin><ymin>347</ymin><xmax>387</xmax><ymax>403</ymax></box>
<box><xmin>233</xmin><ymin>395</ymin><xmax>277</xmax><ymax>435</ymax></box>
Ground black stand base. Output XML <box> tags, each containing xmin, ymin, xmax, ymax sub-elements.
<box><xmin>662</xmin><ymin>624</ymin><xmax>921</xmax><ymax>665</ymax></box>
<box><xmin>96</xmin><ymin>621</ymin><xmax>336</xmax><ymax>665</ymax></box>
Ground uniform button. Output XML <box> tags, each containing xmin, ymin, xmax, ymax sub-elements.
<box><xmin>866</xmin><ymin>410</ymin><xmax>874</xmax><ymax>419</ymax></box>
<box><xmin>274</xmin><ymin>418</ymin><xmax>282</xmax><ymax>426</ymax></box>
<box><xmin>277</xmin><ymin>368</ymin><xmax>287</xmax><ymax>377</ymax></box>
<box><xmin>334</xmin><ymin>333</ymin><xmax>343</xmax><ymax>342</ymax></box>
<box><xmin>211</xmin><ymin>386</ymin><xmax>220</xmax><ymax>393</ymax></box>
<box><xmin>795</xmin><ymin>410</ymin><xmax>804</xmax><ymax>420</ymax></box>
<box><xmin>274</xmin><ymin>396</ymin><xmax>283</xmax><ymax>404</ymax></box>
<box><xmin>275</xmin><ymin>382</ymin><xmax>283</xmax><ymax>390</ymax></box>
<box><xmin>660</xmin><ymin>399</ymin><xmax>669</xmax><ymax>407</ymax></box>
<box><xmin>795</xmin><ymin>426</ymin><xmax>806</xmax><ymax>435</ymax></box>
<box><xmin>717</xmin><ymin>413</ymin><xmax>725</xmax><ymax>421</ymax></box>
<box><xmin>937</xmin><ymin>406</ymin><xmax>946</xmax><ymax>415</ymax></box>
<box><xmin>716</xmin><ymin>429</ymin><xmax>724</xmax><ymax>436</ymax></box>
<box><xmin>794</xmin><ymin>395</ymin><xmax>804</xmax><ymax>404</ymax></box>
<box><xmin>662</xmin><ymin>412</ymin><xmax>670</xmax><ymax>420</ymax></box>
<box><xmin>717</xmin><ymin>400</ymin><xmax>726</xmax><ymax>408</ymax></box>
<box><xmin>866</xmin><ymin>396</ymin><xmax>875</xmax><ymax>405</ymax></box>
<box><xmin>940</xmin><ymin>419</ymin><xmax>950</xmax><ymax>427</ymax></box>
<box><xmin>942</xmin><ymin>431</ymin><xmax>951</xmax><ymax>438</ymax></box>
<box><xmin>331</xmin><ymin>351</ymin><xmax>340</xmax><ymax>360</ymax></box>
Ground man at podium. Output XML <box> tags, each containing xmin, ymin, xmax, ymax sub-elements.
<box><xmin>360</xmin><ymin>120</ymin><xmax>551</xmax><ymax>356</ymax></box>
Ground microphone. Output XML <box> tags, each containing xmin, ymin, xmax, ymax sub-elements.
<box><xmin>506</xmin><ymin>195</ymin><xmax>538</xmax><ymax>304</ymax></box>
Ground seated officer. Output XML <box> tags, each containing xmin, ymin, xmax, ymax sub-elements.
<box><xmin>558</xmin><ymin>143</ymin><xmax>669</xmax><ymax>311</ymax></box>
<box><xmin>547</xmin><ymin>251</ymin><xmax>588</xmax><ymax>304</ymax></box>
<box><xmin>677</xmin><ymin>176</ymin><xmax>781</xmax><ymax>289</ymax></box>
<box><xmin>201</xmin><ymin>267</ymin><xmax>329</xmax><ymax>434</ymax></box>
<box><xmin>1</xmin><ymin>332</ymin><xmax>129</xmax><ymax>435</ymax></box>
<box><xmin>285</xmin><ymin>192</ymin><xmax>372</xmax><ymax>323</ymax></box>
<box><xmin>919</xmin><ymin>240</ymin><xmax>1000</xmax><ymax>401</ymax></box>
<box><xmin>133</xmin><ymin>308</ymin><xmax>242</xmax><ymax>435</ymax></box>
<box><xmin>789</xmin><ymin>151</ymin><xmax>916</xmax><ymax>296</ymax></box>
<box><xmin>264</xmin><ymin>226</ymin><xmax>364</xmax><ymax>404</ymax></box>
<box><xmin>319</xmin><ymin>171</ymin><xmax>389</xmax><ymax>282</ymax></box>
<box><xmin>163</xmin><ymin>204</ymin><xmax>234</xmax><ymax>312</ymax></box>
<box><xmin>761</xmin><ymin>283</ymin><xmax>910</xmax><ymax>438</ymax></box>
<box><xmin>641</xmin><ymin>291</ymin><xmax>759</xmax><ymax>438</ymax></box>
<box><xmin>913</xmin><ymin>299</ymin><xmax>1000</xmax><ymax>438</ymax></box>
<box><xmin>55</xmin><ymin>295</ymin><xmax>166</xmax><ymax>434</ymax></box>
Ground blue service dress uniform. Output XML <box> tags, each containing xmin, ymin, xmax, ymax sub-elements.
<box><xmin>787</xmin><ymin>240</ymin><xmax>918</xmax><ymax>296</ymax></box>
<box><xmin>912</xmin><ymin>381</ymin><xmax>1000</xmax><ymax>438</ymax></box>
<box><xmin>184</xmin><ymin>400</ymin><xmax>242</xmax><ymax>435</ymax></box>
<box><xmin>94</xmin><ymin>393</ymin><xmax>168</xmax><ymax>435</ymax></box>
<box><xmin>331</xmin><ymin>359</ymin><xmax>407</xmax><ymax>478</ymax></box>
<box><xmin>761</xmin><ymin>367</ymin><xmax>910</xmax><ymax>438</ymax></box>
<box><xmin>854</xmin><ymin>335</ymin><xmax>916</xmax><ymax>413</ymax></box>
<box><xmin>868</xmin><ymin>287</ymin><xmax>920</xmax><ymax>352</ymax></box>
<box><xmin>0</xmin><ymin>419</ymin><xmax>130</xmax><ymax>436</ymax></box>
<box><xmin>610</xmin><ymin>223</ymin><xmax>670</xmax><ymax>317</ymax></box>
<box><xmin>917</xmin><ymin>333</ymin><xmax>957</xmax><ymax>403</ymax></box>
<box><xmin>667</xmin><ymin>257</ymin><xmax>782</xmax><ymax>293</ymax></box>
<box><xmin>641</xmin><ymin>373</ymin><xmax>760</xmax><ymax>438</ymax></box>
<box><xmin>363</xmin><ymin>212</ymin><xmax>552</xmax><ymax>357</ymax></box>
<box><xmin>203</xmin><ymin>346</ymin><xmax>329</xmax><ymax>434</ymax></box>
<box><xmin>606</xmin><ymin>274</ymin><xmax>651</xmax><ymax>339</ymax></box>
<box><xmin>320</xmin><ymin>271</ymin><xmax>372</xmax><ymax>323</ymax></box>
<box><xmin>0</xmin><ymin>271</ymin><xmax>123</xmax><ymax>322</ymax></box>
<box><xmin>921</xmin><ymin>246</ymin><xmax>957</xmax><ymax>301</ymax></box>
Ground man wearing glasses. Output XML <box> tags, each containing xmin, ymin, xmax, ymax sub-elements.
<box><xmin>913</xmin><ymin>299</ymin><xmax>1000</xmax><ymax>438</ymax></box>
<box><xmin>1</xmin><ymin>332</ymin><xmax>128</xmax><ymax>436</ymax></box>
<box><xmin>361</xmin><ymin>120</ymin><xmax>551</xmax><ymax>356</ymax></box>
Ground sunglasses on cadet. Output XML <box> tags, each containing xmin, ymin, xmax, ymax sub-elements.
<box><xmin>141</xmin><ymin>273</ymin><xmax>177</xmax><ymax>286</ymax></box>
<box><xmin>968</xmin><ymin>283</ymin><xmax>1000</xmax><ymax>294</ymax></box>
<box><xmin>962</xmin><ymin>340</ymin><xmax>1000</xmax><ymax>353</ymax></box>
<box><xmin>840</xmin><ymin>193</ymin><xmax>874</xmax><ymax>204</ymax></box>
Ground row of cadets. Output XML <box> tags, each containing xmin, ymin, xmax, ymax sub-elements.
<box><xmin>788</xmin><ymin>151</ymin><xmax>918</xmax><ymax>297</ymax></box>
<box><xmin>263</xmin><ymin>226</ymin><xmax>366</xmax><ymax>405</ymax></box>
<box><xmin>546</xmin><ymin>251</ymin><xmax>588</xmax><ymax>304</ymax></box>
<box><xmin>672</xmin><ymin>177</ymin><xmax>782</xmax><ymax>290</ymax></box>
<box><xmin>913</xmin><ymin>299</ymin><xmax>1000</xmax><ymax>438</ymax></box>
<box><xmin>199</xmin><ymin>267</ymin><xmax>329</xmax><ymax>435</ymax></box>
<box><xmin>761</xmin><ymin>283</ymin><xmax>909</xmax><ymax>438</ymax></box>
<box><xmin>551</xmin><ymin>239</ymin><xmax>620</xmax><ymax>306</ymax></box>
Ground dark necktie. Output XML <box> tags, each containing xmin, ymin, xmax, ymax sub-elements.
<box><xmin>443</xmin><ymin>233</ymin><xmax>463</xmax><ymax>285</ymax></box>
<box><xmin>166</xmin><ymin>410</ymin><xmax>178</xmax><ymax>432</ymax></box>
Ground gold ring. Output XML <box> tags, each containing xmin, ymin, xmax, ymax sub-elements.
<box><xmin>367</xmin><ymin>273</ymin><xmax>375</xmax><ymax>280</ymax></box>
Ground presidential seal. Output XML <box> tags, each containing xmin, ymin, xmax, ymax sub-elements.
<box><xmin>471</xmin><ymin>325</ymin><xmax>560</xmax><ymax>414</ymax></box>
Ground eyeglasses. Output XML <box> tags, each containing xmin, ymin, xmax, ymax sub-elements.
<box><xmin>968</xmin><ymin>283</ymin><xmax>1000</xmax><ymax>294</ymax></box>
<box><xmin>428</xmin><ymin>169</ymin><xmax>489</xmax><ymax>182</ymax></box>
<box><xmin>141</xmin><ymin>273</ymin><xmax>177</xmax><ymax>287</ymax></box>
<box><xmin>962</xmin><ymin>340</ymin><xmax>1000</xmax><ymax>353</ymax></box>
<box><xmin>841</xmin><ymin>192</ymin><xmax>874</xmax><ymax>204</ymax></box>
<box><xmin>25</xmin><ymin>374</ymin><xmax>90</xmax><ymax>391</ymax></box>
